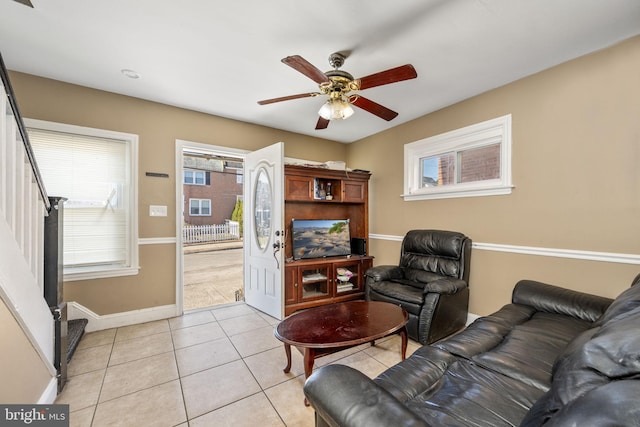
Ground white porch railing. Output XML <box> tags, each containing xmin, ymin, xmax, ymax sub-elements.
<box><xmin>0</xmin><ymin>54</ymin><xmax>55</xmax><ymax>373</ymax></box>
<box><xmin>183</xmin><ymin>220</ymin><xmax>240</xmax><ymax>244</ymax></box>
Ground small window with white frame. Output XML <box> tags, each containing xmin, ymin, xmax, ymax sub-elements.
<box><xmin>189</xmin><ymin>199</ymin><xmax>211</xmax><ymax>216</ymax></box>
<box><xmin>403</xmin><ymin>114</ymin><xmax>513</xmax><ymax>201</ymax></box>
<box><xmin>184</xmin><ymin>169</ymin><xmax>206</xmax><ymax>185</ymax></box>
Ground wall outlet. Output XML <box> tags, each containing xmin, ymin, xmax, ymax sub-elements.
<box><xmin>149</xmin><ymin>205</ymin><xmax>167</xmax><ymax>217</ymax></box>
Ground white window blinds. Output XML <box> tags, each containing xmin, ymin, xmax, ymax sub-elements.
<box><xmin>28</xmin><ymin>123</ymin><xmax>138</xmax><ymax>278</ymax></box>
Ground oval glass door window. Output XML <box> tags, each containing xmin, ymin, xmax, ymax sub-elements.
<box><xmin>254</xmin><ymin>167</ymin><xmax>272</xmax><ymax>250</ymax></box>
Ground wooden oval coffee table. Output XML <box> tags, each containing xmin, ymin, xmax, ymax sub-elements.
<box><xmin>274</xmin><ymin>300</ymin><xmax>408</xmax><ymax>403</ymax></box>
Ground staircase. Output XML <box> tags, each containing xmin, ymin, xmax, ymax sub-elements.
<box><xmin>1</xmin><ymin>52</ymin><xmax>73</xmax><ymax>394</ymax></box>
<box><xmin>67</xmin><ymin>318</ymin><xmax>88</xmax><ymax>362</ymax></box>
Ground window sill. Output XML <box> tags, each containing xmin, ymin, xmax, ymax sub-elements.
<box><xmin>64</xmin><ymin>265</ymin><xmax>140</xmax><ymax>282</ymax></box>
<box><xmin>402</xmin><ymin>184</ymin><xmax>513</xmax><ymax>201</ymax></box>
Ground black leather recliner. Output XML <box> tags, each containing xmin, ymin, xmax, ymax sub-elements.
<box><xmin>365</xmin><ymin>230</ymin><xmax>471</xmax><ymax>344</ymax></box>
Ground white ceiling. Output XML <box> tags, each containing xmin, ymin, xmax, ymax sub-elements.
<box><xmin>1</xmin><ymin>0</ymin><xmax>639</xmax><ymax>143</ymax></box>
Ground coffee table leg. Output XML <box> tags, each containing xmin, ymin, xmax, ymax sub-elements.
<box><xmin>303</xmin><ymin>348</ymin><xmax>317</xmax><ymax>407</ymax></box>
<box><xmin>303</xmin><ymin>348</ymin><xmax>316</xmax><ymax>378</ymax></box>
<box><xmin>400</xmin><ymin>326</ymin><xmax>408</xmax><ymax>360</ymax></box>
<box><xmin>283</xmin><ymin>343</ymin><xmax>292</xmax><ymax>373</ymax></box>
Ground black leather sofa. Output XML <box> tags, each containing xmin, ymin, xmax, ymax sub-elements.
<box><xmin>304</xmin><ymin>274</ymin><xmax>640</xmax><ymax>427</ymax></box>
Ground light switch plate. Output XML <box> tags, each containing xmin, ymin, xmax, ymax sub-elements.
<box><xmin>149</xmin><ymin>205</ymin><xmax>167</xmax><ymax>217</ymax></box>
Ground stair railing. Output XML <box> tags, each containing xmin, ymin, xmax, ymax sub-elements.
<box><xmin>0</xmin><ymin>51</ymin><xmax>56</xmax><ymax>376</ymax></box>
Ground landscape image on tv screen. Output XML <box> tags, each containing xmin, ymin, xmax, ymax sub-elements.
<box><xmin>291</xmin><ymin>219</ymin><xmax>351</xmax><ymax>260</ymax></box>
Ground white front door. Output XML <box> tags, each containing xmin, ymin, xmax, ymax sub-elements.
<box><xmin>243</xmin><ymin>142</ymin><xmax>284</xmax><ymax>320</ymax></box>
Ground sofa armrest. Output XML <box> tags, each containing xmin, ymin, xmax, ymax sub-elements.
<box><xmin>512</xmin><ymin>280</ymin><xmax>613</xmax><ymax>323</ymax></box>
<box><xmin>304</xmin><ymin>365</ymin><xmax>431</xmax><ymax>427</ymax></box>
<box><xmin>365</xmin><ymin>265</ymin><xmax>403</xmax><ymax>282</ymax></box>
<box><xmin>423</xmin><ymin>277</ymin><xmax>467</xmax><ymax>295</ymax></box>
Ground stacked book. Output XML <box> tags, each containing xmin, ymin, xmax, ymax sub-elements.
<box><xmin>337</xmin><ymin>282</ymin><xmax>354</xmax><ymax>292</ymax></box>
<box><xmin>336</xmin><ymin>267</ymin><xmax>355</xmax><ymax>292</ymax></box>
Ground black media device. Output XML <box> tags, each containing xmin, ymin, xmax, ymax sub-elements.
<box><xmin>350</xmin><ymin>237</ymin><xmax>366</xmax><ymax>256</ymax></box>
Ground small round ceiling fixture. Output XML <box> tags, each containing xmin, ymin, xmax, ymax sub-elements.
<box><xmin>121</xmin><ymin>69</ymin><xmax>141</xmax><ymax>79</ymax></box>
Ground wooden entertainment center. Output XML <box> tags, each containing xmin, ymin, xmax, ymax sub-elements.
<box><xmin>284</xmin><ymin>165</ymin><xmax>372</xmax><ymax>316</ymax></box>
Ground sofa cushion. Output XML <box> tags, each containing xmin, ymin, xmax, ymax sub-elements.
<box><xmin>367</xmin><ymin>281</ymin><xmax>424</xmax><ymax>315</ymax></box>
<box><xmin>471</xmin><ymin>312</ymin><xmax>593</xmax><ymax>391</ymax></box>
<box><xmin>400</xmin><ymin>254</ymin><xmax>461</xmax><ymax>278</ymax></box>
<box><xmin>559</xmin><ymin>305</ymin><xmax>640</xmax><ymax>399</ymax></box>
<box><xmin>539</xmin><ymin>381</ymin><xmax>640</xmax><ymax>427</ymax></box>
<box><xmin>397</xmin><ymin>359</ymin><xmax>545</xmax><ymax>426</ymax></box>
<box><xmin>527</xmin><ymin>304</ymin><xmax>640</xmax><ymax>424</ymax></box>
<box><xmin>435</xmin><ymin>304</ymin><xmax>534</xmax><ymax>359</ymax></box>
<box><xmin>593</xmin><ymin>273</ymin><xmax>640</xmax><ymax>326</ymax></box>
<box><xmin>402</xmin><ymin>229</ymin><xmax>466</xmax><ymax>258</ymax></box>
<box><xmin>521</xmin><ymin>380</ymin><xmax>640</xmax><ymax>427</ymax></box>
<box><xmin>435</xmin><ymin>304</ymin><xmax>593</xmax><ymax>391</ymax></box>
<box><xmin>399</xmin><ymin>230</ymin><xmax>467</xmax><ymax>278</ymax></box>
<box><xmin>512</xmin><ymin>279</ymin><xmax>613</xmax><ymax>323</ymax></box>
<box><xmin>374</xmin><ymin>345</ymin><xmax>457</xmax><ymax>402</ymax></box>
<box><xmin>402</xmin><ymin>268</ymin><xmax>446</xmax><ymax>284</ymax></box>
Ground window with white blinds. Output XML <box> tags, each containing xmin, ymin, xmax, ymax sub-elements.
<box><xmin>26</xmin><ymin>119</ymin><xmax>139</xmax><ymax>280</ymax></box>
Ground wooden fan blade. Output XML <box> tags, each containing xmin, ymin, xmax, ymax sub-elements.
<box><xmin>356</xmin><ymin>64</ymin><xmax>417</xmax><ymax>91</ymax></box>
<box><xmin>351</xmin><ymin>96</ymin><xmax>399</xmax><ymax>121</ymax></box>
<box><xmin>315</xmin><ymin>117</ymin><xmax>330</xmax><ymax>130</ymax></box>
<box><xmin>13</xmin><ymin>0</ymin><xmax>34</xmax><ymax>6</ymax></box>
<box><xmin>258</xmin><ymin>92</ymin><xmax>319</xmax><ymax>105</ymax></box>
<box><xmin>282</xmin><ymin>55</ymin><xmax>330</xmax><ymax>84</ymax></box>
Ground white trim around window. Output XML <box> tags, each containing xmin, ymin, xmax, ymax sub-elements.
<box><xmin>189</xmin><ymin>198</ymin><xmax>211</xmax><ymax>216</ymax></box>
<box><xmin>184</xmin><ymin>169</ymin><xmax>206</xmax><ymax>185</ymax></box>
<box><xmin>25</xmin><ymin>118</ymin><xmax>139</xmax><ymax>281</ymax></box>
<box><xmin>403</xmin><ymin>114</ymin><xmax>513</xmax><ymax>201</ymax></box>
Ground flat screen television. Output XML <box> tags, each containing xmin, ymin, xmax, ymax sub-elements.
<box><xmin>291</xmin><ymin>219</ymin><xmax>351</xmax><ymax>260</ymax></box>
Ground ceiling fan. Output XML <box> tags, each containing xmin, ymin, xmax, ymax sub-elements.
<box><xmin>258</xmin><ymin>52</ymin><xmax>417</xmax><ymax>130</ymax></box>
<box><xmin>13</xmin><ymin>0</ymin><xmax>34</xmax><ymax>7</ymax></box>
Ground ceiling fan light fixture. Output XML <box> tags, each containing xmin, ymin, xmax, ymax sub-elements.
<box><xmin>318</xmin><ymin>97</ymin><xmax>354</xmax><ymax>120</ymax></box>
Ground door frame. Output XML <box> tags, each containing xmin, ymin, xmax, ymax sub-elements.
<box><xmin>174</xmin><ymin>139</ymin><xmax>248</xmax><ymax>316</ymax></box>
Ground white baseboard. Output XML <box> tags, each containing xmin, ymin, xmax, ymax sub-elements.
<box><xmin>466</xmin><ymin>312</ymin><xmax>480</xmax><ymax>326</ymax></box>
<box><xmin>67</xmin><ymin>302</ymin><xmax>179</xmax><ymax>332</ymax></box>
<box><xmin>38</xmin><ymin>377</ymin><xmax>58</xmax><ymax>404</ymax></box>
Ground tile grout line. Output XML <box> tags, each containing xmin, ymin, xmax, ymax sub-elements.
<box><xmin>169</xmin><ymin>317</ymin><xmax>192</xmax><ymax>426</ymax></box>
<box><xmin>176</xmin><ymin>307</ymin><xmax>268</xmax><ymax>424</ymax></box>
<box><xmin>91</xmin><ymin>320</ymin><xmax>183</xmax><ymax>424</ymax></box>
<box><xmin>89</xmin><ymin>321</ymin><xmax>122</xmax><ymax>427</ymax></box>
<box><xmin>215</xmin><ymin>308</ymin><xmax>291</xmax><ymax>425</ymax></box>
<box><xmin>69</xmin><ymin>304</ymin><xmax>382</xmax><ymax>426</ymax></box>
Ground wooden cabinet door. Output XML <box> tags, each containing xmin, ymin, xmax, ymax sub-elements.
<box><xmin>298</xmin><ymin>264</ymin><xmax>331</xmax><ymax>301</ymax></box>
<box><xmin>333</xmin><ymin>259</ymin><xmax>363</xmax><ymax>295</ymax></box>
<box><xmin>284</xmin><ymin>265</ymin><xmax>298</xmax><ymax>305</ymax></box>
<box><xmin>342</xmin><ymin>180</ymin><xmax>366</xmax><ymax>202</ymax></box>
<box><xmin>285</xmin><ymin>175</ymin><xmax>314</xmax><ymax>201</ymax></box>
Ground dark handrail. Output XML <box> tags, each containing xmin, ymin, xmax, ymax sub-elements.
<box><xmin>0</xmin><ymin>52</ymin><xmax>51</xmax><ymax>212</ymax></box>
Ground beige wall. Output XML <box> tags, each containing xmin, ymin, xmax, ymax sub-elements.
<box><xmin>350</xmin><ymin>35</ymin><xmax>640</xmax><ymax>315</ymax></box>
<box><xmin>9</xmin><ymin>35</ymin><xmax>640</xmax><ymax>318</ymax></box>
<box><xmin>10</xmin><ymin>72</ymin><xmax>347</xmax><ymax>315</ymax></box>
<box><xmin>0</xmin><ymin>300</ymin><xmax>52</xmax><ymax>403</ymax></box>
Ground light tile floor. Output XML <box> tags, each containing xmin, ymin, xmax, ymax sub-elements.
<box><xmin>56</xmin><ymin>302</ymin><xmax>421</xmax><ymax>427</ymax></box>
